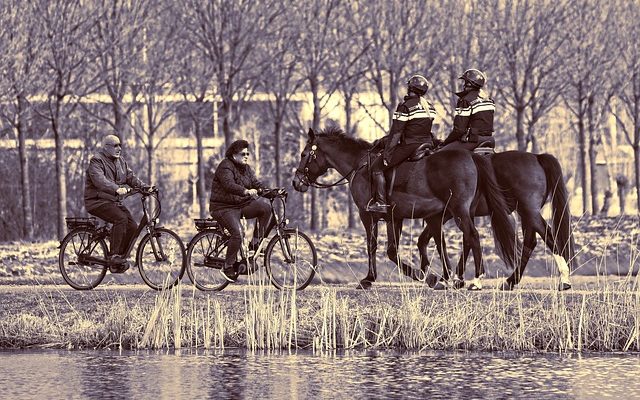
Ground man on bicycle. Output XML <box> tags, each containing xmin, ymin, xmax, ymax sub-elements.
<box><xmin>209</xmin><ymin>139</ymin><xmax>276</xmax><ymax>282</ymax></box>
<box><xmin>84</xmin><ymin>134</ymin><xmax>147</xmax><ymax>272</ymax></box>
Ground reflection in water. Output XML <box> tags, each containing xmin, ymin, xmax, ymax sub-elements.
<box><xmin>0</xmin><ymin>349</ymin><xmax>638</xmax><ymax>399</ymax></box>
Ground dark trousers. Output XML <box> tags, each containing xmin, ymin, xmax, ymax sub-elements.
<box><xmin>441</xmin><ymin>136</ymin><xmax>495</xmax><ymax>151</ymax></box>
<box><xmin>211</xmin><ymin>199</ymin><xmax>274</xmax><ymax>265</ymax></box>
<box><xmin>371</xmin><ymin>143</ymin><xmax>422</xmax><ymax>172</ymax></box>
<box><xmin>88</xmin><ymin>203</ymin><xmax>138</xmax><ymax>256</ymax></box>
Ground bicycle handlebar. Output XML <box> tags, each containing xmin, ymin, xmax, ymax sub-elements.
<box><xmin>118</xmin><ymin>185</ymin><xmax>158</xmax><ymax>200</ymax></box>
<box><xmin>259</xmin><ymin>187</ymin><xmax>287</xmax><ymax>200</ymax></box>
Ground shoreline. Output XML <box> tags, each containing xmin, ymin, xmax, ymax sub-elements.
<box><xmin>1</xmin><ymin>278</ymin><xmax>639</xmax><ymax>353</ymax></box>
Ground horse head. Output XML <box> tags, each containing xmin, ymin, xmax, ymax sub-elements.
<box><xmin>292</xmin><ymin>128</ymin><xmax>332</xmax><ymax>192</ymax></box>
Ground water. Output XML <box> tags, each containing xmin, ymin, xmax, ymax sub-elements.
<box><xmin>0</xmin><ymin>349</ymin><xmax>638</xmax><ymax>399</ymax></box>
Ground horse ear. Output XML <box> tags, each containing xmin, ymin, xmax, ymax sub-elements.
<box><xmin>307</xmin><ymin>128</ymin><xmax>315</xmax><ymax>140</ymax></box>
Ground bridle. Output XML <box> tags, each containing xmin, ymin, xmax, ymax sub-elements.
<box><xmin>294</xmin><ymin>139</ymin><xmax>366</xmax><ymax>189</ymax></box>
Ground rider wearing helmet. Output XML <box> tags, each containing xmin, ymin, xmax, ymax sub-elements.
<box><xmin>367</xmin><ymin>74</ymin><xmax>437</xmax><ymax>213</ymax></box>
<box><xmin>441</xmin><ymin>69</ymin><xmax>495</xmax><ymax>151</ymax></box>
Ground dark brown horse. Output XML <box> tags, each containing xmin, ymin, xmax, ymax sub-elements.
<box><xmin>292</xmin><ymin>127</ymin><xmax>519</xmax><ymax>289</ymax></box>
<box><xmin>419</xmin><ymin>150</ymin><xmax>575</xmax><ymax>290</ymax></box>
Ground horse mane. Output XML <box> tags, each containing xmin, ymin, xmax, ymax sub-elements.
<box><xmin>316</xmin><ymin>125</ymin><xmax>372</xmax><ymax>151</ymax></box>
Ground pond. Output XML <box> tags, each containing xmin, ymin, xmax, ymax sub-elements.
<box><xmin>1</xmin><ymin>349</ymin><xmax>638</xmax><ymax>399</ymax></box>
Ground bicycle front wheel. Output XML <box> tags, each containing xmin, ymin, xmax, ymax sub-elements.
<box><xmin>59</xmin><ymin>228</ymin><xmax>108</xmax><ymax>290</ymax></box>
<box><xmin>136</xmin><ymin>228</ymin><xmax>186</xmax><ymax>290</ymax></box>
<box><xmin>186</xmin><ymin>230</ymin><xmax>230</xmax><ymax>291</ymax></box>
<box><xmin>265</xmin><ymin>228</ymin><xmax>317</xmax><ymax>290</ymax></box>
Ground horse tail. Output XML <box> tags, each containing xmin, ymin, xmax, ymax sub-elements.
<box><xmin>472</xmin><ymin>154</ymin><xmax>519</xmax><ymax>271</ymax></box>
<box><xmin>537</xmin><ymin>153</ymin><xmax>575</xmax><ymax>268</ymax></box>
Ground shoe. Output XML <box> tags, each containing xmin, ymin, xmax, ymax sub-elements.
<box><xmin>220</xmin><ymin>264</ymin><xmax>237</xmax><ymax>283</ymax></box>
<box><xmin>366</xmin><ymin>200</ymin><xmax>389</xmax><ymax>213</ymax></box>
<box><xmin>108</xmin><ymin>254</ymin><xmax>129</xmax><ymax>273</ymax></box>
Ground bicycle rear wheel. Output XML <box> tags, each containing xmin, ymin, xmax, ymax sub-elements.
<box><xmin>265</xmin><ymin>228</ymin><xmax>317</xmax><ymax>290</ymax></box>
<box><xmin>186</xmin><ymin>230</ymin><xmax>231</xmax><ymax>291</ymax></box>
<box><xmin>59</xmin><ymin>228</ymin><xmax>108</xmax><ymax>290</ymax></box>
<box><xmin>137</xmin><ymin>228</ymin><xmax>186</xmax><ymax>290</ymax></box>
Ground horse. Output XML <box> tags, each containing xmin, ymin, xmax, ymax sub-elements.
<box><xmin>417</xmin><ymin>150</ymin><xmax>575</xmax><ymax>291</ymax></box>
<box><xmin>292</xmin><ymin>126</ymin><xmax>519</xmax><ymax>289</ymax></box>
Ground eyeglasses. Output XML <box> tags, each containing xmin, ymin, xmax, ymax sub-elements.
<box><xmin>239</xmin><ymin>152</ymin><xmax>250</xmax><ymax>156</ymax></box>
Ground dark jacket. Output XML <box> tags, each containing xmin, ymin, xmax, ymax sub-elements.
<box><xmin>443</xmin><ymin>89</ymin><xmax>495</xmax><ymax>145</ymax></box>
<box><xmin>209</xmin><ymin>158</ymin><xmax>267</xmax><ymax>213</ymax></box>
<box><xmin>386</xmin><ymin>93</ymin><xmax>437</xmax><ymax>148</ymax></box>
<box><xmin>84</xmin><ymin>150</ymin><xmax>145</xmax><ymax>212</ymax></box>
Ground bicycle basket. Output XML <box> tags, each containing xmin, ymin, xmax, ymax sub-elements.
<box><xmin>194</xmin><ymin>218</ymin><xmax>219</xmax><ymax>231</ymax></box>
<box><xmin>65</xmin><ymin>217</ymin><xmax>97</xmax><ymax>230</ymax></box>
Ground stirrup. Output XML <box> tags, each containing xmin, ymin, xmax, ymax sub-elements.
<box><xmin>366</xmin><ymin>199</ymin><xmax>389</xmax><ymax>213</ymax></box>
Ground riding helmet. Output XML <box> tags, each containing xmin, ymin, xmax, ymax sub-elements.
<box><xmin>459</xmin><ymin>69</ymin><xmax>487</xmax><ymax>89</ymax></box>
<box><xmin>407</xmin><ymin>74</ymin><xmax>430</xmax><ymax>95</ymax></box>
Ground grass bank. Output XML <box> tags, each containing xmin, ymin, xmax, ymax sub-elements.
<box><xmin>1</xmin><ymin>276</ymin><xmax>639</xmax><ymax>353</ymax></box>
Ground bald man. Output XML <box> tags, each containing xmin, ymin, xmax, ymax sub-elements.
<box><xmin>84</xmin><ymin>135</ymin><xmax>147</xmax><ymax>272</ymax></box>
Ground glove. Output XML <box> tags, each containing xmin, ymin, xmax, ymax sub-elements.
<box><xmin>116</xmin><ymin>187</ymin><xmax>129</xmax><ymax>196</ymax></box>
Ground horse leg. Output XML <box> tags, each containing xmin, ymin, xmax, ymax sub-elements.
<box><xmin>359</xmin><ymin>214</ymin><xmax>379</xmax><ymax>289</ymax></box>
<box><xmin>386</xmin><ymin>217</ymin><xmax>424</xmax><ymax>281</ymax></box>
<box><xmin>454</xmin><ymin>214</ymin><xmax>483</xmax><ymax>291</ymax></box>
<box><xmin>422</xmin><ymin>215</ymin><xmax>456</xmax><ymax>289</ymax></box>
<box><xmin>502</xmin><ymin>221</ymin><xmax>537</xmax><ymax>291</ymax></box>
<box><xmin>536</xmin><ymin>215</ymin><xmax>572</xmax><ymax>291</ymax></box>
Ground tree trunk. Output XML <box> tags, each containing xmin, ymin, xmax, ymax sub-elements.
<box><xmin>147</xmin><ymin>144</ymin><xmax>155</xmax><ymax>185</ymax></box>
<box><xmin>221</xmin><ymin>96</ymin><xmax>233</xmax><ymax>147</ymax></box>
<box><xmin>587</xmin><ymin>96</ymin><xmax>599</xmax><ymax>214</ymax></box>
<box><xmin>195</xmin><ymin>121</ymin><xmax>207</xmax><ymax>219</ymax></box>
<box><xmin>17</xmin><ymin>95</ymin><xmax>34</xmax><ymax>240</ymax></box>
<box><xmin>274</xmin><ymin>119</ymin><xmax>281</xmax><ymax>187</ymax></box>
<box><xmin>309</xmin><ymin>78</ymin><xmax>321</xmax><ymax>231</ymax></box>
<box><xmin>516</xmin><ymin>106</ymin><xmax>526</xmax><ymax>151</ymax></box>
<box><xmin>635</xmin><ymin>144</ymin><xmax>640</xmax><ymax>213</ymax></box>
<box><xmin>52</xmin><ymin>116</ymin><xmax>67</xmax><ymax>240</ymax></box>
<box><xmin>344</xmin><ymin>92</ymin><xmax>356</xmax><ymax>229</ymax></box>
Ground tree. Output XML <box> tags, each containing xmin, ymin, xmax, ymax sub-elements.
<box><xmin>489</xmin><ymin>0</ymin><xmax>570</xmax><ymax>151</ymax></box>
<box><xmin>131</xmin><ymin>5</ymin><xmax>181</xmax><ymax>184</ymax></box>
<box><xmin>612</xmin><ymin>1</ymin><xmax>640</xmax><ymax>213</ymax></box>
<box><xmin>83</xmin><ymin>0</ymin><xmax>150</xmax><ymax>147</ymax></box>
<box><xmin>35</xmin><ymin>0</ymin><xmax>91</xmax><ymax>239</ymax></box>
<box><xmin>562</xmin><ymin>0</ymin><xmax>620</xmax><ymax>214</ymax></box>
<box><xmin>0</xmin><ymin>1</ymin><xmax>44</xmax><ymax>240</ymax></box>
<box><xmin>185</xmin><ymin>0</ymin><xmax>285</xmax><ymax>147</ymax></box>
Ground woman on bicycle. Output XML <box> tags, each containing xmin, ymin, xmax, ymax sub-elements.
<box><xmin>209</xmin><ymin>139</ymin><xmax>275</xmax><ymax>282</ymax></box>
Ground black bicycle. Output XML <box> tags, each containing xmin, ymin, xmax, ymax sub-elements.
<box><xmin>186</xmin><ymin>188</ymin><xmax>318</xmax><ymax>291</ymax></box>
<box><xmin>58</xmin><ymin>187</ymin><xmax>186</xmax><ymax>290</ymax></box>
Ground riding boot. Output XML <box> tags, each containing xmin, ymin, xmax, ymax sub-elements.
<box><xmin>367</xmin><ymin>171</ymin><xmax>389</xmax><ymax>213</ymax></box>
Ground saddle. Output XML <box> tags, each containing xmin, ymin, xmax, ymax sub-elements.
<box><xmin>473</xmin><ymin>140</ymin><xmax>496</xmax><ymax>156</ymax></box>
<box><xmin>407</xmin><ymin>143</ymin><xmax>433</xmax><ymax>162</ymax></box>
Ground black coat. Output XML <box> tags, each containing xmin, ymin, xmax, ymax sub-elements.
<box><xmin>84</xmin><ymin>150</ymin><xmax>144</xmax><ymax>212</ymax></box>
<box><xmin>209</xmin><ymin>158</ymin><xmax>267</xmax><ymax>213</ymax></box>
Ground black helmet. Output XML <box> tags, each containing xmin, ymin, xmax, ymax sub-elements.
<box><xmin>459</xmin><ymin>69</ymin><xmax>487</xmax><ymax>89</ymax></box>
<box><xmin>407</xmin><ymin>74</ymin><xmax>430</xmax><ymax>95</ymax></box>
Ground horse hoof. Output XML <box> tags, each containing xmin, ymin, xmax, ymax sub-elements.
<box><xmin>425</xmin><ymin>273</ymin><xmax>439</xmax><ymax>288</ymax></box>
<box><xmin>500</xmin><ymin>281</ymin><xmax>515</xmax><ymax>291</ymax></box>
<box><xmin>558</xmin><ymin>282</ymin><xmax>572</xmax><ymax>291</ymax></box>
<box><xmin>413</xmin><ymin>269</ymin><xmax>427</xmax><ymax>282</ymax></box>
<box><xmin>452</xmin><ymin>279</ymin><xmax>465</xmax><ymax>290</ymax></box>
<box><xmin>358</xmin><ymin>280</ymin><xmax>373</xmax><ymax>290</ymax></box>
<box><xmin>433</xmin><ymin>280</ymin><xmax>449</xmax><ymax>290</ymax></box>
<box><xmin>467</xmin><ymin>283</ymin><xmax>482</xmax><ymax>291</ymax></box>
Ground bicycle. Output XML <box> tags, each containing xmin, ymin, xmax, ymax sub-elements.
<box><xmin>58</xmin><ymin>187</ymin><xmax>186</xmax><ymax>290</ymax></box>
<box><xmin>186</xmin><ymin>188</ymin><xmax>317</xmax><ymax>291</ymax></box>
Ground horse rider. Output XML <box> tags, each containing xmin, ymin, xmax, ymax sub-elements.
<box><xmin>367</xmin><ymin>74</ymin><xmax>437</xmax><ymax>213</ymax></box>
<box><xmin>441</xmin><ymin>69</ymin><xmax>495</xmax><ymax>151</ymax></box>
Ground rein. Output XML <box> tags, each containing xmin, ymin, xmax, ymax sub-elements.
<box><xmin>295</xmin><ymin>140</ymin><xmax>371</xmax><ymax>189</ymax></box>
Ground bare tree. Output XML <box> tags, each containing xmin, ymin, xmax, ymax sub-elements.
<box><xmin>489</xmin><ymin>0</ymin><xmax>570</xmax><ymax>151</ymax></box>
<box><xmin>612</xmin><ymin>1</ymin><xmax>640</xmax><ymax>213</ymax></box>
<box><xmin>131</xmin><ymin>6</ymin><xmax>181</xmax><ymax>184</ymax></box>
<box><xmin>35</xmin><ymin>0</ymin><xmax>91</xmax><ymax>239</ymax></box>
<box><xmin>562</xmin><ymin>0</ymin><xmax>620</xmax><ymax>214</ymax></box>
<box><xmin>84</xmin><ymin>0</ymin><xmax>150</xmax><ymax>146</ymax></box>
<box><xmin>256</xmin><ymin>15</ymin><xmax>305</xmax><ymax>188</ymax></box>
<box><xmin>185</xmin><ymin>0</ymin><xmax>285</xmax><ymax>147</ymax></box>
<box><xmin>0</xmin><ymin>1</ymin><xmax>44</xmax><ymax>240</ymax></box>
<box><xmin>173</xmin><ymin>16</ymin><xmax>215</xmax><ymax>218</ymax></box>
